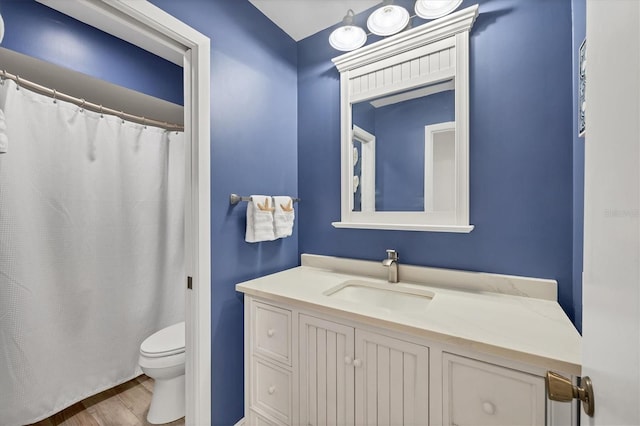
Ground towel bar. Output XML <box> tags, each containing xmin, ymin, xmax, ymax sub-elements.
<box><xmin>229</xmin><ymin>193</ymin><xmax>301</xmax><ymax>205</ymax></box>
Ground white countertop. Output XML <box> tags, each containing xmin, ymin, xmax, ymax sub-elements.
<box><xmin>236</xmin><ymin>254</ymin><xmax>581</xmax><ymax>375</ymax></box>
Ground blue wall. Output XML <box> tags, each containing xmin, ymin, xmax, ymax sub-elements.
<box><xmin>147</xmin><ymin>1</ymin><xmax>298</xmax><ymax>424</ymax></box>
<box><xmin>0</xmin><ymin>1</ymin><xmax>183</xmax><ymax>104</ymax></box>
<box><xmin>298</xmin><ymin>0</ymin><xmax>576</xmax><ymax>323</ymax></box>
<box><xmin>571</xmin><ymin>0</ymin><xmax>586</xmax><ymax>333</ymax></box>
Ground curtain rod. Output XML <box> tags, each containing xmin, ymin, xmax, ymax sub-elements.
<box><xmin>0</xmin><ymin>70</ymin><xmax>184</xmax><ymax>132</ymax></box>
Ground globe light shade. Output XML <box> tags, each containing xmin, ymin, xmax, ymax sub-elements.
<box><xmin>329</xmin><ymin>24</ymin><xmax>367</xmax><ymax>52</ymax></box>
<box><xmin>0</xmin><ymin>14</ymin><xmax>4</xmax><ymax>44</ymax></box>
<box><xmin>367</xmin><ymin>4</ymin><xmax>410</xmax><ymax>37</ymax></box>
<box><xmin>414</xmin><ymin>0</ymin><xmax>463</xmax><ymax>20</ymax></box>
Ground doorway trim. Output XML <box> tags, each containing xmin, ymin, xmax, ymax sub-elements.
<box><xmin>35</xmin><ymin>1</ymin><xmax>212</xmax><ymax>424</ymax></box>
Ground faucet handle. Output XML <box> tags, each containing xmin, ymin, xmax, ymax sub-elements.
<box><xmin>386</xmin><ymin>249</ymin><xmax>398</xmax><ymax>260</ymax></box>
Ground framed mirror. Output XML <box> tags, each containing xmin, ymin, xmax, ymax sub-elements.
<box><xmin>332</xmin><ymin>5</ymin><xmax>478</xmax><ymax>232</ymax></box>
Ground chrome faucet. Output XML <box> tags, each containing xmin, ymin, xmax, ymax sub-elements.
<box><xmin>382</xmin><ymin>249</ymin><xmax>399</xmax><ymax>283</ymax></box>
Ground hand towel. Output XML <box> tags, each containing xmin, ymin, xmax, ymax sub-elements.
<box><xmin>0</xmin><ymin>109</ymin><xmax>7</xmax><ymax>154</ymax></box>
<box><xmin>245</xmin><ymin>195</ymin><xmax>276</xmax><ymax>243</ymax></box>
<box><xmin>273</xmin><ymin>196</ymin><xmax>295</xmax><ymax>238</ymax></box>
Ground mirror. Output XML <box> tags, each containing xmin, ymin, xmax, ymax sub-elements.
<box><xmin>351</xmin><ymin>80</ymin><xmax>455</xmax><ymax>213</ymax></box>
<box><xmin>332</xmin><ymin>5</ymin><xmax>478</xmax><ymax>232</ymax></box>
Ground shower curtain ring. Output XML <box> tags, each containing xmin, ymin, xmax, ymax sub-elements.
<box><xmin>120</xmin><ymin>111</ymin><xmax>125</xmax><ymax>124</ymax></box>
<box><xmin>15</xmin><ymin>75</ymin><xmax>20</xmax><ymax>90</ymax></box>
<box><xmin>99</xmin><ymin>105</ymin><xmax>104</xmax><ymax>118</ymax></box>
<box><xmin>79</xmin><ymin>99</ymin><xmax>85</xmax><ymax>112</ymax></box>
<box><xmin>142</xmin><ymin>117</ymin><xmax>147</xmax><ymax>129</ymax></box>
<box><xmin>52</xmin><ymin>89</ymin><xmax>57</xmax><ymax>104</ymax></box>
<box><xmin>0</xmin><ymin>70</ymin><xmax>5</xmax><ymax>85</ymax></box>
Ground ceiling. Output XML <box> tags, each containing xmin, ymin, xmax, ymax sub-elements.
<box><xmin>249</xmin><ymin>0</ymin><xmax>380</xmax><ymax>41</ymax></box>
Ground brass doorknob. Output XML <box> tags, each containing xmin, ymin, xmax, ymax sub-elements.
<box><xmin>546</xmin><ymin>371</ymin><xmax>595</xmax><ymax>417</ymax></box>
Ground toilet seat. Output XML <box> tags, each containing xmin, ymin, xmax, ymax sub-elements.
<box><xmin>139</xmin><ymin>351</ymin><xmax>185</xmax><ymax>370</ymax></box>
<box><xmin>140</xmin><ymin>321</ymin><xmax>185</xmax><ymax>358</ymax></box>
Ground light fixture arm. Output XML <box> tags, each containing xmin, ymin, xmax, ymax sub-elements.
<box><xmin>342</xmin><ymin>9</ymin><xmax>356</xmax><ymax>26</ymax></box>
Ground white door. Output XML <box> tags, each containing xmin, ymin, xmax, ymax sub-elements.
<box><xmin>582</xmin><ymin>0</ymin><xmax>640</xmax><ymax>424</ymax></box>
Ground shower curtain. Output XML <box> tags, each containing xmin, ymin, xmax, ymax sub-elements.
<box><xmin>0</xmin><ymin>79</ymin><xmax>185</xmax><ymax>425</ymax></box>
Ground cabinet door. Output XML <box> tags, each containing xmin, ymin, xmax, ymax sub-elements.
<box><xmin>299</xmin><ymin>315</ymin><xmax>355</xmax><ymax>426</ymax></box>
<box><xmin>442</xmin><ymin>353</ymin><xmax>545</xmax><ymax>426</ymax></box>
<box><xmin>355</xmin><ymin>330</ymin><xmax>429</xmax><ymax>426</ymax></box>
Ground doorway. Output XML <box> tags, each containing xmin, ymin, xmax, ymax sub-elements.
<box><xmin>33</xmin><ymin>1</ymin><xmax>212</xmax><ymax>424</ymax></box>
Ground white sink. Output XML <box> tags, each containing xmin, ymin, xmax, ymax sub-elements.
<box><xmin>324</xmin><ymin>279</ymin><xmax>434</xmax><ymax>314</ymax></box>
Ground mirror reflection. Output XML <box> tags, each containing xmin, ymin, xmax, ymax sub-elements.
<box><xmin>351</xmin><ymin>80</ymin><xmax>455</xmax><ymax>213</ymax></box>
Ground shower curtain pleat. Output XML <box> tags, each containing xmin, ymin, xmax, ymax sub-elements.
<box><xmin>0</xmin><ymin>79</ymin><xmax>185</xmax><ymax>426</ymax></box>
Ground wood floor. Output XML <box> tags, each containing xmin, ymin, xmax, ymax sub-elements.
<box><xmin>29</xmin><ymin>375</ymin><xmax>185</xmax><ymax>426</ymax></box>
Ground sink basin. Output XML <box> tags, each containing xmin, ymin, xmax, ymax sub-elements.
<box><xmin>324</xmin><ymin>279</ymin><xmax>434</xmax><ymax>314</ymax></box>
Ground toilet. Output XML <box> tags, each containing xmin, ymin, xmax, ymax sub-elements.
<box><xmin>139</xmin><ymin>322</ymin><xmax>185</xmax><ymax>424</ymax></box>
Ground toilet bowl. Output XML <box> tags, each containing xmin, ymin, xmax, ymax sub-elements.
<box><xmin>139</xmin><ymin>322</ymin><xmax>185</xmax><ymax>424</ymax></box>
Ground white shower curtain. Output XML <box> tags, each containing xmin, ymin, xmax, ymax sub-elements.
<box><xmin>0</xmin><ymin>79</ymin><xmax>185</xmax><ymax>425</ymax></box>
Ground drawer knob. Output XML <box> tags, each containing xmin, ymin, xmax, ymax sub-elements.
<box><xmin>353</xmin><ymin>358</ymin><xmax>362</xmax><ymax>368</ymax></box>
<box><xmin>267</xmin><ymin>329</ymin><xmax>276</xmax><ymax>337</ymax></box>
<box><xmin>268</xmin><ymin>385</ymin><xmax>276</xmax><ymax>395</ymax></box>
<box><xmin>482</xmin><ymin>401</ymin><xmax>495</xmax><ymax>415</ymax></box>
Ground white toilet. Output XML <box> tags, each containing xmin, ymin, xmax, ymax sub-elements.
<box><xmin>139</xmin><ymin>322</ymin><xmax>185</xmax><ymax>424</ymax></box>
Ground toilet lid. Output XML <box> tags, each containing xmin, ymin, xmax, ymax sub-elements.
<box><xmin>140</xmin><ymin>321</ymin><xmax>185</xmax><ymax>358</ymax></box>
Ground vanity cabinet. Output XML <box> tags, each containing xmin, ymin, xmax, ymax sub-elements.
<box><xmin>299</xmin><ymin>315</ymin><xmax>429</xmax><ymax>426</ymax></box>
<box><xmin>244</xmin><ymin>295</ymin><xmax>575</xmax><ymax>426</ymax></box>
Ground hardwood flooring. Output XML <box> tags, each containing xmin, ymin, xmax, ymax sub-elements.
<box><xmin>29</xmin><ymin>375</ymin><xmax>185</xmax><ymax>426</ymax></box>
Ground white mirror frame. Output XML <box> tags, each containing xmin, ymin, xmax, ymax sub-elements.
<box><xmin>332</xmin><ymin>5</ymin><xmax>478</xmax><ymax>233</ymax></box>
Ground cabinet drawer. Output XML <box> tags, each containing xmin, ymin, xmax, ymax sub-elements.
<box><xmin>443</xmin><ymin>353</ymin><xmax>545</xmax><ymax>426</ymax></box>
<box><xmin>251</xmin><ymin>357</ymin><xmax>292</xmax><ymax>425</ymax></box>
<box><xmin>252</xmin><ymin>301</ymin><xmax>292</xmax><ymax>365</ymax></box>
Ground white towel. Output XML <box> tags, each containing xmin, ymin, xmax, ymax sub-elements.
<box><xmin>0</xmin><ymin>109</ymin><xmax>7</xmax><ymax>154</ymax></box>
<box><xmin>245</xmin><ymin>195</ymin><xmax>276</xmax><ymax>243</ymax></box>
<box><xmin>273</xmin><ymin>196</ymin><xmax>295</xmax><ymax>238</ymax></box>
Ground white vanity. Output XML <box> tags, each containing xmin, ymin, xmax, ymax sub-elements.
<box><xmin>236</xmin><ymin>254</ymin><xmax>581</xmax><ymax>426</ymax></box>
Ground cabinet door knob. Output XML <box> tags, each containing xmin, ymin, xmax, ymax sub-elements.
<box><xmin>344</xmin><ymin>356</ymin><xmax>353</xmax><ymax>365</ymax></box>
<box><xmin>353</xmin><ymin>358</ymin><xmax>362</xmax><ymax>368</ymax></box>
<box><xmin>268</xmin><ymin>385</ymin><xmax>276</xmax><ymax>395</ymax></box>
<box><xmin>482</xmin><ymin>401</ymin><xmax>495</xmax><ymax>415</ymax></box>
<box><xmin>267</xmin><ymin>328</ymin><xmax>275</xmax><ymax>337</ymax></box>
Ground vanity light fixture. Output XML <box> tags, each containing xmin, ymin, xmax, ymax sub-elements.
<box><xmin>367</xmin><ymin>0</ymin><xmax>410</xmax><ymax>37</ymax></box>
<box><xmin>329</xmin><ymin>9</ymin><xmax>367</xmax><ymax>52</ymax></box>
<box><xmin>329</xmin><ymin>1</ymin><xmax>464</xmax><ymax>52</ymax></box>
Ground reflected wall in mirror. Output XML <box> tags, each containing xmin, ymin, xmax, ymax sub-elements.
<box><xmin>352</xmin><ymin>80</ymin><xmax>454</xmax><ymax>213</ymax></box>
<box><xmin>332</xmin><ymin>5</ymin><xmax>478</xmax><ymax>232</ymax></box>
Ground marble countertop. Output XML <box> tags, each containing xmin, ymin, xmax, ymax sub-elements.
<box><xmin>236</xmin><ymin>254</ymin><xmax>581</xmax><ymax>375</ymax></box>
